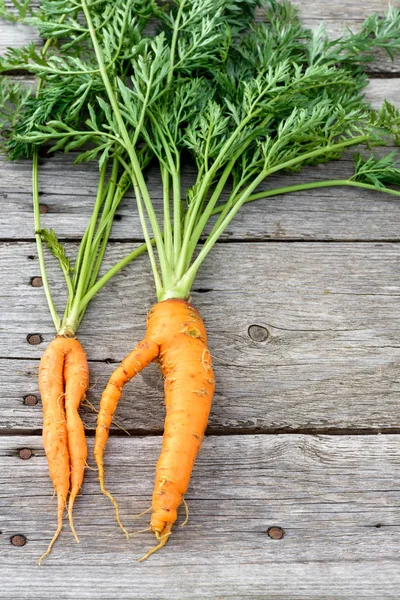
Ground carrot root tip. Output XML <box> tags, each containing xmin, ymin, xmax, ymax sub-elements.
<box><xmin>180</xmin><ymin>497</ymin><xmax>189</xmax><ymax>528</ymax></box>
<box><xmin>137</xmin><ymin>523</ymin><xmax>173</xmax><ymax>563</ymax></box>
<box><xmin>38</xmin><ymin>522</ymin><xmax>63</xmax><ymax>565</ymax></box>
<box><xmin>101</xmin><ymin>484</ymin><xmax>129</xmax><ymax>540</ymax></box>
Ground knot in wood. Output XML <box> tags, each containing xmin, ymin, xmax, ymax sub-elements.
<box><xmin>248</xmin><ymin>324</ymin><xmax>269</xmax><ymax>342</ymax></box>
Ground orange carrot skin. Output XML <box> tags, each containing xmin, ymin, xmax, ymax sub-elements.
<box><xmin>39</xmin><ymin>336</ymin><xmax>89</xmax><ymax>556</ymax></box>
<box><xmin>148</xmin><ymin>300</ymin><xmax>215</xmax><ymax>535</ymax></box>
<box><xmin>39</xmin><ymin>337</ymin><xmax>71</xmax><ymax>528</ymax></box>
<box><xmin>64</xmin><ymin>340</ymin><xmax>89</xmax><ymax>512</ymax></box>
<box><xmin>94</xmin><ymin>339</ymin><xmax>159</xmax><ymax>489</ymax></box>
<box><xmin>95</xmin><ymin>298</ymin><xmax>215</xmax><ymax>543</ymax></box>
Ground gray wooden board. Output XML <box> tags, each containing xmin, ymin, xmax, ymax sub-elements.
<box><xmin>1</xmin><ymin>79</ymin><xmax>400</xmax><ymax>242</ymax></box>
<box><xmin>2</xmin><ymin>0</ymin><xmax>400</xmax><ymax>71</ymax></box>
<box><xmin>0</xmin><ymin>241</ymin><xmax>399</xmax><ymax>433</ymax></box>
<box><xmin>1</xmin><ymin>434</ymin><xmax>400</xmax><ymax>598</ymax></box>
<box><xmin>2</xmin><ymin>1</ymin><xmax>400</xmax><ymax>596</ymax></box>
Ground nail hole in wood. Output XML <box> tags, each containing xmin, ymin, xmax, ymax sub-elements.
<box><xmin>248</xmin><ymin>324</ymin><xmax>270</xmax><ymax>342</ymax></box>
<box><xmin>375</xmin><ymin>524</ymin><xmax>382</xmax><ymax>528</ymax></box>
<box><xmin>27</xmin><ymin>255</ymin><xmax>36</xmax><ymax>260</ymax></box>
<box><xmin>267</xmin><ymin>526</ymin><xmax>285</xmax><ymax>540</ymax></box>
<box><xmin>27</xmin><ymin>333</ymin><xmax>43</xmax><ymax>345</ymax></box>
<box><xmin>193</xmin><ymin>288</ymin><xmax>213</xmax><ymax>294</ymax></box>
<box><xmin>39</xmin><ymin>204</ymin><xmax>49</xmax><ymax>214</ymax></box>
<box><xmin>30</xmin><ymin>276</ymin><xmax>43</xmax><ymax>288</ymax></box>
<box><xmin>114</xmin><ymin>214</ymin><xmax>122</xmax><ymax>221</ymax></box>
<box><xmin>10</xmin><ymin>535</ymin><xmax>27</xmax><ymax>547</ymax></box>
<box><xmin>23</xmin><ymin>394</ymin><xmax>38</xmax><ymax>406</ymax></box>
<box><xmin>19</xmin><ymin>448</ymin><xmax>33</xmax><ymax>460</ymax></box>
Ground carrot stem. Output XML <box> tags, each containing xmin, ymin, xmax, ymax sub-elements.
<box><xmin>32</xmin><ymin>153</ymin><xmax>60</xmax><ymax>331</ymax></box>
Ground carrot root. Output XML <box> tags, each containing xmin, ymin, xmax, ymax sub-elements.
<box><xmin>137</xmin><ymin>523</ymin><xmax>173</xmax><ymax>563</ymax></box>
<box><xmin>39</xmin><ymin>335</ymin><xmax>89</xmax><ymax>561</ymax></box>
<box><xmin>67</xmin><ymin>497</ymin><xmax>80</xmax><ymax>544</ymax></box>
<box><xmin>101</xmin><ymin>485</ymin><xmax>130</xmax><ymax>540</ymax></box>
<box><xmin>38</xmin><ymin>493</ymin><xmax>65</xmax><ymax>565</ymax></box>
<box><xmin>95</xmin><ymin>299</ymin><xmax>215</xmax><ymax>560</ymax></box>
<box><xmin>94</xmin><ymin>339</ymin><xmax>159</xmax><ymax>537</ymax></box>
<box><xmin>180</xmin><ymin>497</ymin><xmax>189</xmax><ymax>528</ymax></box>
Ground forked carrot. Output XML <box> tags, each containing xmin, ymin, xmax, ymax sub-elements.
<box><xmin>95</xmin><ymin>299</ymin><xmax>215</xmax><ymax>557</ymax></box>
<box><xmin>38</xmin><ymin>336</ymin><xmax>89</xmax><ymax>564</ymax></box>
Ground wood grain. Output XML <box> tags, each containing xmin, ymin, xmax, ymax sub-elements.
<box><xmin>1</xmin><ymin>434</ymin><xmax>400</xmax><ymax>598</ymax></box>
<box><xmin>0</xmin><ymin>241</ymin><xmax>399</xmax><ymax>433</ymax></box>
<box><xmin>2</xmin><ymin>2</ymin><xmax>400</xmax><ymax>596</ymax></box>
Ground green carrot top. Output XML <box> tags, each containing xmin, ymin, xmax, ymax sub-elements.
<box><xmin>2</xmin><ymin>0</ymin><xmax>400</xmax><ymax>305</ymax></box>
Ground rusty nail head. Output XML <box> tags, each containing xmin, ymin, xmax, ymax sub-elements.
<box><xmin>10</xmin><ymin>535</ymin><xmax>27</xmax><ymax>547</ymax></box>
<box><xmin>267</xmin><ymin>526</ymin><xmax>285</xmax><ymax>540</ymax></box>
<box><xmin>31</xmin><ymin>277</ymin><xmax>43</xmax><ymax>288</ymax></box>
<box><xmin>27</xmin><ymin>334</ymin><xmax>43</xmax><ymax>345</ymax></box>
<box><xmin>39</xmin><ymin>204</ymin><xmax>48</xmax><ymax>214</ymax></box>
<box><xmin>23</xmin><ymin>395</ymin><xmax>38</xmax><ymax>406</ymax></box>
<box><xmin>19</xmin><ymin>448</ymin><xmax>32</xmax><ymax>460</ymax></box>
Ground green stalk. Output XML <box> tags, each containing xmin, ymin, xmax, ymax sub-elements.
<box><xmin>30</xmin><ymin>29</ymin><xmax>66</xmax><ymax>333</ymax></box>
<box><xmin>167</xmin><ymin>0</ymin><xmax>187</xmax><ymax>86</ymax></box>
<box><xmin>181</xmin><ymin>157</ymin><xmax>240</xmax><ymax>273</ymax></box>
<box><xmin>147</xmin><ymin>113</ymin><xmax>180</xmax><ymax>266</ymax></box>
<box><xmin>81</xmin><ymin>174</ymin><xmax>400</xmax><ymax>310</ymax></box>
<box><xmin>179</xmin><ymin>135</ymin><xmax>374</xmax><ymax>294</ymax></box>
<box><xmin>32</xmin><ymin>153</ymin><xmax>60</xmax><ymax>331</ymax></box>
<box><xmin>86</xmin><ymin>172</ymin><xmax>129</xmax><ymax>293</ymax></box>
<box><xmin>238</xmin><ymin>179</ymin><xmax>400</xmax><ymax>205</ymax></box>
<box><xmin>171</xmin><ymin>163</ymin><xmax>182</xmax><ymax>262</ymax></box>
<box><xmin>176</xmin><ymin>113</ymin><xmax>270</xmax><ymax>278</ymax></box>
<box><xmin>63</xmin><ymin>161</ymin><xmax>107</xmax><ymax>333</ymax></box>
<box><xmin>161</xmin><ymin>165</ymin><xmax>173</xmax><ymax>265</ymax></box>
<box><xmin>77</xmin><ymin>240</ymin><xmax>151</xmax><ymax>314</ymax></box>
<box><xmin>83</xmin><ymin>158</ymin><xmax>120</xmax><ymax>292</ymax></box>
<box><xmin>81</xmin><ymin>0</ymin><xmax>169</xmax><ymax>289</ymax></box>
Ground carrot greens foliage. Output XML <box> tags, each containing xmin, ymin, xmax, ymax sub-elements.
<box><xmin>2</xmin><ymin>0</ymin><xmax>400</xmax><ymax>303</ymax></box>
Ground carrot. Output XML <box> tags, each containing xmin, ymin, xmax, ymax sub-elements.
<box><xmin>38</xmin><ymin>336</ymin><xmax>89</xmax><ymax>564</ymax></box>
<box><xmin>95</xmin><ymin>299</ymin><xmax>215</xmax><ymax>558</ymax></box>
<box><xmin>94</xmin><ymin>338</ymin><xmax>159</xmax><ymax>537</ymax></box>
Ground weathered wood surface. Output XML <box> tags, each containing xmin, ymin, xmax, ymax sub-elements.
<box><xmin>2</xmin><ymin>1</ymin><xmax>400</xmax><ymax>598</ymax></box>
<box><xmin>2</xmin><ymin>434</ymin><xmax>400</xmax><ymax>598</ymax></box>
<box><xmin>1</xmin><ymin>78</ymin><xmax>400</xmax><ymax>243</ymax></box>
<box><xmin>1</xmin><ymin>241</ymin><xmax>400</xmax><ymax>434</ymax></box>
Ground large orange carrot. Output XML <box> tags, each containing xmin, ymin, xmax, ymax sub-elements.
<box><xmin>39</xmin><ymin>336</ymin><xmax>89</xmax><ymax>564</ymax></box>
<box><xmin>95</xmin><ymin>299</ymin><xmax>215</xmax><ymax>558</ymax></box>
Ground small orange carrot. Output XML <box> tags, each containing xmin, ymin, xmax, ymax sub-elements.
<box><xmin>39</xmin><ymin>336</ymin><xmax>89</xmax><ymax>564</ymax></box>
<box><xmin>95</xmin><ymin>298</ymin><xmax>215</xmax><ymax>559</ymax></box>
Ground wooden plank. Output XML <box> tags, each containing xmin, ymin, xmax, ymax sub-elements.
<box><xmin>2</xmin><ymin>434</ymin><xmax>400</xmax><ymax>598</ymax></box>
<box><xmin>0</xmin><ymin>241</ymin><xmax>399</xmax><ymax>433</ymax></box>
<box><xmin>1</xmin><ymin>79</ymin><xmax>400</xmax><ymax>243</ymax></box>
<box><xmin>2</xmin><ymin>0</ymin><xmax>400</xmax><ymax>71</ymax></box>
